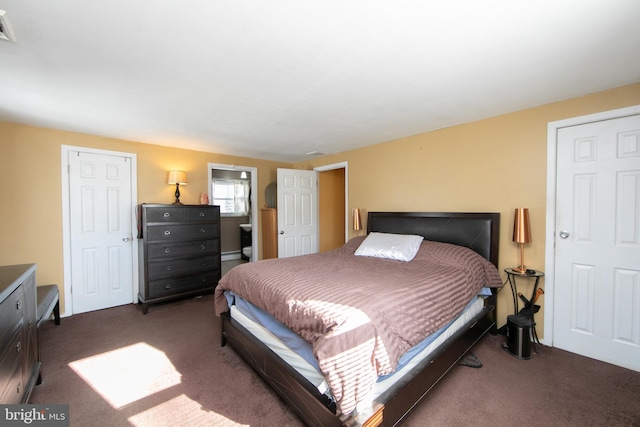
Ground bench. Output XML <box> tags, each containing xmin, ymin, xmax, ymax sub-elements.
<box><xmin>37</xmin><ymin>284</ymin><xmax>60</xmax><ymax>328</ymax></box>
<box><xmin>36</xmin><ymin>285</ymin><xmax>60</xmax><ymax>386</ymax></box>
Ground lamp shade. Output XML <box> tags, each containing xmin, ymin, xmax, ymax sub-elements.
<box><xmin>167</xmin><ymin>170</ymin><xmax>188</xmax><ymax>185</ymax></box>
<box><xmin>513</xmin><ymin>208</ymin><xmax>531</xmax><ymax>244</ymax></box>
<box><xmin>353</xmin><ymin>208</ymin><xmax>362</xmax><ymax>231</ymax></box>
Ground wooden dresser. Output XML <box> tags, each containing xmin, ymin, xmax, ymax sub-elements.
<box><xmin>261</xmin><ymin>208</ymin><xmax>278</xmax><ymax>259</ymax></box>
<box><xmin>138</xmin><ymin>204</ymin><xmax>221</xmax><ymax>314</ymax></box>
<box><xmin>0</xmin><ymin>264</ymin><xmax>40</xmax><ymax>404</ymax></box>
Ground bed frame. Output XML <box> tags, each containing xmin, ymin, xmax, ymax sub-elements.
<box><xmin>220</xmin><ymin>212</ymin><xmax>500</xmax><ymax>426</ymax></box>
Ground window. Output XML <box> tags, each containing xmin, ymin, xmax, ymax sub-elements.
<box><xmin>212</xmin><ymin>179</ymin><xmax>249</xmax><ymax>215</ymax></box>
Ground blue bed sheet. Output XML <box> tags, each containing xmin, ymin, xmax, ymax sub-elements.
<box><xmin>225</xmin><ymin>288</ymin><xmax>490</xmax><ymax>382</ymax></box>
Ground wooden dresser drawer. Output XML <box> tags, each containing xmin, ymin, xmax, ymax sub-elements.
<box><xmin>147</xmin><ymin>274</ymin><xmax>217</xmax><ymax>299</ymax></box>
<box><xmin>0</xmin><ymin>328</ymin><xmax>23</xmax><ymax>404</ymax></box>
<box><xmin>146</xmin><ymin>240</ymin><xmax>218</xmax><ymax>261</ymax></box>
<box><xmin>144</xmin><ymin>206</ymin><xmax>186</xmax><ymax>223</ymax></box>
<box><xmin>145</xmin><ymin>206</ymin><xmax>220</xmax><ymax>223</ymax></box>
<box><xmin>184</xmin><ymin>208</ymin><xmax>220</xmax><ymax>223</ymax></box>
<box><xmin>0</xmin><ymin>287</ymin><xmax>23</xmax><ymax>352</ymax></box>
<box><xmin>146</xmin><ymin>224</ymin><xmax>219</xmax><ymax>242</ymax></box>
<box><xmin>147</xmin><ymin>256</ymin><xmax>219</xmax><ymax>281</ymax></box>
<box><xmin>0</xmin><ymin>360</ymin><xmax>22</xmax><ymax>404</ymax></box>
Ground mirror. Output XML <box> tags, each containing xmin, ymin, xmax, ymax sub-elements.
<box><xmin>265</xmin><ymin>182</ymin><xmax>277</xmax><ymax>208</ymax></box>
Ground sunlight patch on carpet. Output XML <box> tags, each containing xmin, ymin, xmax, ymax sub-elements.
<box><xmin>69</xmin><ymin>342</ymin><xmax>181</xmax><ymax>409</ymax></box>
<box><xmin>128</xmin><ymin>394</ymin><xmax>248</xmax><ymax>426</ymax></box>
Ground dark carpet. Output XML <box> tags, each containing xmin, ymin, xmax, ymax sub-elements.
<box><xmin>31</xmin><ymin>295</ymin><xmax>640</xmax><ymax>426</ymax></box>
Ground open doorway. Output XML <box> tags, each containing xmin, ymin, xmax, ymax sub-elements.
<box><xmin>315</xmin><ymin>162</ymin><xmax>348</xmax><ymax>251</ymax></box>
<box><xmin>208</xmin><ymin>163</ymin><xmax>258</xmax><ymax>276</ymax></box>
<box><xmin>273</xmin><ymin>162</ymin><xmax>347</xmax><ymax>257</ymax></box>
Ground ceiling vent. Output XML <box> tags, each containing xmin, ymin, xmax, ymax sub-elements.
<box><xmin>0</xmin><ymin>10</ymin><xmax>17</xmax><ymax>42</ymax></box>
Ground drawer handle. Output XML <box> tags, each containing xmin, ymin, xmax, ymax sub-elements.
<box><xmin>200</xmin><ymin>245</ymin><xmax>206</xmax><ymax>250</ymax></box>
<box><xmin>16</xmin><ymin>341</ymin><xmax>21</xmax><ymax>353</ymax></box>
<box><xmin>16</xmin><ymin>300</ymin><xmax>22</xmax><ymax>311</ymax></box>
<box><xmin>164</xmin><ymin>230</ymin><xmax>171</xmax><ymax>236</ymax></box>
<box><xmin>165</xmin><ymin>266</ymin><xmax>172</xmax><ymax>271</ymax></box>
<box><xmin>165</xmin><ymin>284</ymin><xmax>172</xmax><ymax>289</ymax></box>
<box><xmin>199</xmin><ymin>212</ymin><xmax>205</xmax><ymax>217</ymax></box>
<box><xmin>200</xmin><ymin>229</ymin><xmax>206</xmax><ymax>233</ymax></box>
<box><xmin>164</xmin><ymin>248</ymin><xmax>172</xmax><ymax>253</ymax></box>
<box><xmin>163</xmin><ymin>212</ymin><xmax>170</xmax><ymax>218</ymax></box>
<box><xmin>201</xmin><ymin>277</ymin><xmax>208</xmax><ymax>283</ymax></box>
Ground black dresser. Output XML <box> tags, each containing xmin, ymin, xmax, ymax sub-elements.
<box><xmin>138</xmin><ymin>204</ymin><xmax>221</xmax><ymax>314</ymax></box>
<box><xmin>0</xmin><ymin>264</ymin><xmax>40</xmax><ymax>403</ymax></box>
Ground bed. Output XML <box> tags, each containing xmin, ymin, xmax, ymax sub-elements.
<box><xmin>215</xmin><ymin>211</ymin><xmax>501</xmax><ymax>426</ymax></box>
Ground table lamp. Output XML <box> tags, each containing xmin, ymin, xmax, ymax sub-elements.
<box><xmin>513</xmin><ymin>208</ymin><xmax>532</xmax><ymax>273</ymax></box>
<box><xmin>167</xmin><ymin>170</ymin><xmax>188</xmax><ymax>205</ymax></box>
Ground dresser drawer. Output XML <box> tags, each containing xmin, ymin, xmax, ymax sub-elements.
<box><xmin>147</xmin><ymin>257</ymin><xmax>219</xmax><ymax>281</ymax></box>
<box><xmin>184</xmin><ymin>208</ymin><xmax>220</xmax><ymax>223</ymax></box>
<box><xmin>145</xmin><ymin>206</ymin><xmax>220</xmax><ymax>223</ymax></box>
<box><xmin>146</xmin><ymin>224</ymin><xmax>219</xmax><ymax>242</ymax></box>
<box><xmin>144</xmin><ymin>206</ymin><xmax>186</xmax><ymax>223</ymax></box>
<box><xmin>0</xmin><ymin>287</ymin><xmax>23</xmax><ymax>352</ymax></box>
<box><xmin>147</xmin><ymin>274</ymin><xmax>218</xmax><ymax>299</ymax></box>
<box><xmin>147</xmin><ymin>240</ymin><xmax>218</xmax><ymax>260</ymax></box>
<box><xmin>0</xmin><ymin>361</ymin><xmax>22</xmax><ymax>404</ymax></box>
<box><xmin>0</xmin><ymin>328</ymin><xmax>23</xmax><ymax>404</ymax></box>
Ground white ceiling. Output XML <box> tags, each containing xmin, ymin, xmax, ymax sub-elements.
<box><xmin>0</xmin><ymin>1</ymin><xmax>639</xmax><ymax>162</ymax></box>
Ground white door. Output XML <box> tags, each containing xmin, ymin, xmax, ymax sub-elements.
<box><xmin>69</xmin><ymin>151</ymin><xmax>135</xmax><ymax>313</ymax></box>
<box><xmin>277</xmin><ymin>168</ymin><xmax>318</xmax><ymax>258</ymax></box>
<box><xmin>554</xmin><ymin>114</ymin><xmax>640</xmax><ymax>371</ymax></box>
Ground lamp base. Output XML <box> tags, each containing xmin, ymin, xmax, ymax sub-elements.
<box><xmin>513</xmin><ymin>265</ymin><xmax>528</xmax><ymax>274</ymax></box>
<box><xmin>173</xmin><ymin>183</ymin><xmax>182</xmax><ymax>205</ymax></box>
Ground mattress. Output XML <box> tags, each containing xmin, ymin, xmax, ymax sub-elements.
<box><xmin>229</xmin><ymin>293</ymin><xmax>486</xmax><ymax>417</ymax></box>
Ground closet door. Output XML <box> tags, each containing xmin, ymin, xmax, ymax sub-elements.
<box><xmin>554</xmin><ymin>113</ymin><xmax>640</xmax><ymax>371</ymax></box>
<box><xmin>69</xmin><ymin>151</ymin><xmax>134</xmax><ymax>314</ymax></box>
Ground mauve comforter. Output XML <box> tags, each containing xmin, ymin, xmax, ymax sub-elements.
<box><xmin>214</xmin><ymin>237</ymin><xmax>503</xmax><ymax>415</ymax></box>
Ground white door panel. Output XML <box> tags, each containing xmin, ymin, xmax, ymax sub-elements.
<box><xmin>554</xmin><ymin>114</ymin><xmax>640</xmax><ymax>371</ymax></box>
<box><xmin>277</xmin><ymin>168</ymin><xmax>318</xmax><ymax>258</ymax></box>
<box><xmin>69</xmin><ymin>151</ymin><xmax>134</xmax><ymax>313</ymax></box>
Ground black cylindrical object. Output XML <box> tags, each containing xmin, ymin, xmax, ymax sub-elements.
<box><xmin>506</xmin><ymin>314</ymin><xmax>532</xmax><ymax>359</ymax></box>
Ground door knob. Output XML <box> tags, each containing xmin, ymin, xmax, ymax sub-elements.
<box><xmin>559</xmin><ymin>230</ymin><xmax>570</xmax><ymax>239</ymax></box>
<box><xmin>279</xmin><ymin>230</ymin><xmax>284</xmax><ymax>235</ymax></box>
<box><xmin>122</xmin><ymin>236</ymin><xmax>131</xmax><ymax>242</ymax></box>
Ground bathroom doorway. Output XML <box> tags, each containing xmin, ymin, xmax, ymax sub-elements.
<box><xmin>208</xmin><ymin>163</ymin><xmax>258</xmax><ymax>276</ymax></box>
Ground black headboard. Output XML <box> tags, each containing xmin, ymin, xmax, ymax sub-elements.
<box><xmin>367</xmin><ymin>212</ymin><xmax>500</xmax><ymax>268</ymax></box>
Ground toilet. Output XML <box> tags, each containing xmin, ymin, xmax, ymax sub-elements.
<box><xmin>239</xmin><ymin>223</ymin><xmax>252</xmax><ymax>261</ymax></box>
<box><xmin>242</xmin><ymin>246</ymin><xmax>252</xmax><ymax>259</ymax></box>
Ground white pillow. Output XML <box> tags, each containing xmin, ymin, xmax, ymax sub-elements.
<box><xmin>354</xmin><ymin>232</ymin><xmax>424</xmax><ymax>262</ymax></box>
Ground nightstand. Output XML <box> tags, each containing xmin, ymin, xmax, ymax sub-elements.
<box><xmin>504</xmin><ymin>268</ymin><xmax>544</xmax><ymax>358</ymax></box>
<box><xmin>504</xmin><ymin>268</ymin><xmax>544</xmax><ymax>316</ymax></box>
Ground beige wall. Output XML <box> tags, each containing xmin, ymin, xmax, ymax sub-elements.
<box><xmin>296</xmin><ymin>83</ymin><xmax>640</xmax><ymax>338</ymax></box>
<box><xmin>1</xmin><ymin>83</ymin><xmax>639</xmax><ymax>332</ymax></box>
<box><xmin>0</xmin><ymin>124</ymin><xmax>290</xmax><ymax>312</ymax></box>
